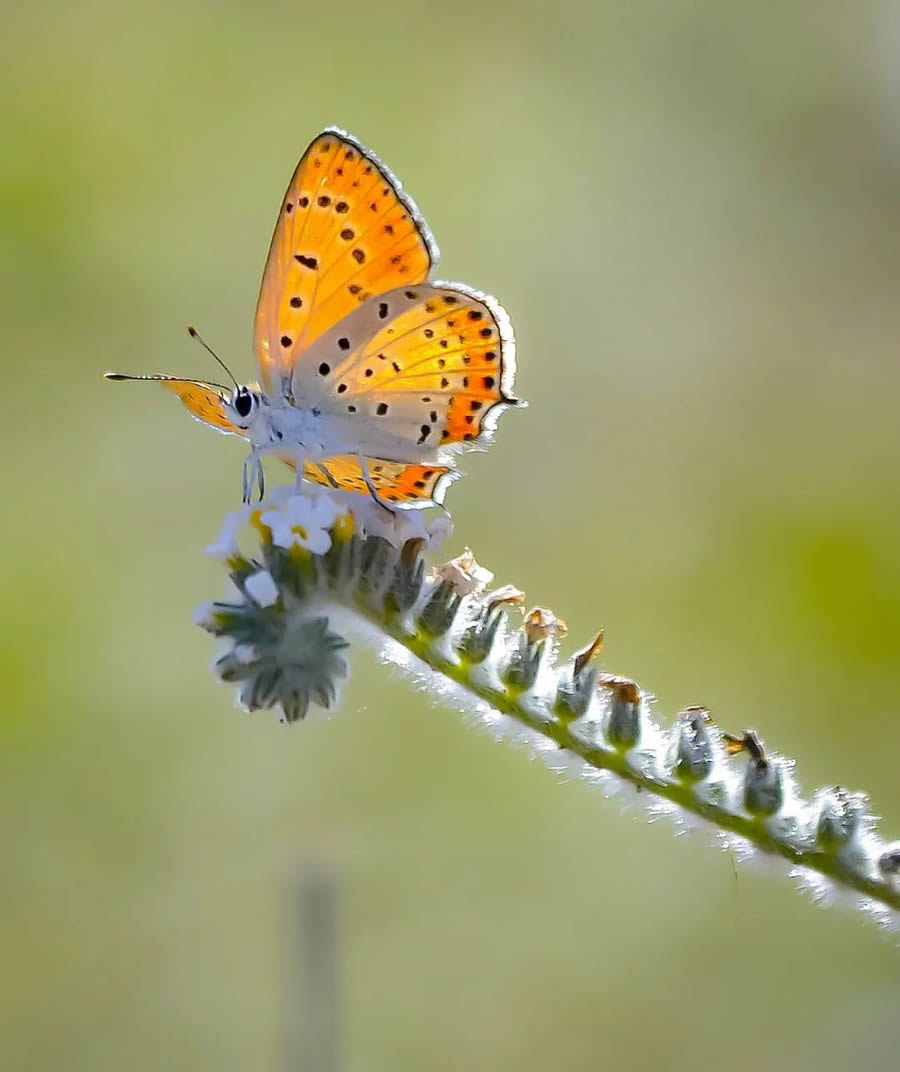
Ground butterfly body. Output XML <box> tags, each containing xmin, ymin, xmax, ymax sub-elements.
<box><xmin>107</xmin><ymin>127</ymin><xmax>521</xmax><ymax>507</ymax></box>
<box><xmin>242</xmin><ymin>394</ymin><xmax>344</xmax><ymax>462</ymax></box>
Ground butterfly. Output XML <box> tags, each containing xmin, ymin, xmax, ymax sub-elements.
<box><xmin>106</xmin><ymin>126</ymin><xmax>522</xmax><ymax>507</ymax></box>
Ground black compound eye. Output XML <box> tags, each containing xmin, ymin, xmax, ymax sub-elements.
<box><xmin>233</xmin><ymin>389</ymin><xmax>253</xmax><ymax>419</ymax></box>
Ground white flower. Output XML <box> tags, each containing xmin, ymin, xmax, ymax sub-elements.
<box><xmin>204</xmin><ymin>505</ymin><xmax>252</xmax><ymax>559</ymax></box>
<box><xmin>244</xmin><ymin>570</ymin><xmax>279</xmax><ymax>608</ymax></box>
<box><xmin>261</xmin><ymin>492</ymin><xmax>340</xmax><ymax>554</ymax></box>
<box><xmin>425</xmin><ymin>514</ymin><xmax>453</xmax><ymax>549</ymax></box>
<box><xmin>359</xmin><ymin>504</ymin><xmax>428</xmax><ymax>547</ymax></box>
<box><xmin>345</xmin><ymin>494</ymin><xmax>454</xmax><ymax>549</ymax></box>
<box><xmin>192</xmin><ymin>602</ymin><xmax>218</xmax><ymax>628</ymax></box>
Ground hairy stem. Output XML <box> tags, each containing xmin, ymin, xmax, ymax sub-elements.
<box><xmin>197</xmin><ymin>494</ymin><xmax>900</xmax><ymax>929</ymax></box>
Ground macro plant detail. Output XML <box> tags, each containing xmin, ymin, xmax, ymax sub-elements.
<box><xmin>103</xmin><ymin>121</ymin><xmax>899</xmax><ymax>934</ymax></box>
<box><xmin>197</xmin><ymin>488</ymin><xmax>900</xmax><ymax>929</ymax></box>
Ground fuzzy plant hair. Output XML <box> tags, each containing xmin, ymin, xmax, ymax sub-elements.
<box><xmin>196</xmin><ymin>486</ymin><xmax>900</xmax><ymax>931</ymax></box>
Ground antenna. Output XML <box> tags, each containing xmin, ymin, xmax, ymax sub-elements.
<box><xmin>103</xmin><ymin>371</ymin><xmax>231</xmax><ymax>391</ymax></box>
<box><xmin>187</xmin><ymin>325</ymin><xmax>239</xmax><ymax>391</ymax></box>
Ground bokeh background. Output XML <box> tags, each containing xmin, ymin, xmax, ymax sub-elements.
<box><xmin>4</xmin><ymin>1</ymin><xmax>900</xmax><ymax>1068</ymax></box>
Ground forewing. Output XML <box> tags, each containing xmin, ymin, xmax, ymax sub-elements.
<box><xmin>158</xmin><ymin>379</ymin><xmax>246</xmax><ymax>436</ymax></box>
<box><xmin>254</xmin><ymin>128</ymin><xmax>438</xmax><ymax>396</ymax></box>
<box><xmin>291</xmin><ymin>282</ymin><xmax>517</xmax><ymax>451</ymax></box>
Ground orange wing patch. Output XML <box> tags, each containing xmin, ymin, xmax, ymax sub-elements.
<box><xmin>254</xmin><ymin>128</ymin><xmax>437</xmax><ymax>394</ymax></box>
<box><xmin>158</xmin><ymin>379</ymin><xmax>246</xmax><ymax>436</ymax></box>
<box><xmin>301</xmin><ymin>282</ymin><xmax>518</xmax><ymax>449</ymax></box>
<box><xmin>278</xmin><ymin>453</ymin><xmax>453</xmax><ymax>505</ymax></box>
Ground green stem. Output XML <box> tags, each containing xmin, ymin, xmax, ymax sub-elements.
<box><xmin>345</xmin><ymin>594</ymin><xmax>900</xmax><ymax>917</ymax></box>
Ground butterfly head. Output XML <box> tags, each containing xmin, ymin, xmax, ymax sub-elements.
<box><xmin>225</xmin><ymin>384</ymin><xmax>260</xmax><ymax>429</ymax></box>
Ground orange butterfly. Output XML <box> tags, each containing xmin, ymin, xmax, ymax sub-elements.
<box><xmin>106</xmin><ymin>127</ymin><xmax>521</xmax><ymax>506</ymax></box>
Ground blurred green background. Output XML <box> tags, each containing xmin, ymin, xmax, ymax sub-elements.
<box><xmin>4</xmin><ymin>1</ymin><xmax>900</xmax><ymax>1068</ymax></box>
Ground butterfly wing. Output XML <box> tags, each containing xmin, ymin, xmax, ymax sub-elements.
<box><xmin>105</xmin><ymin>373</ymin><xmax>247</xmax><ymax>437</ymax></box>
<box><xmin>277</xmin><ymin>453</ymin><xmax>455</xmax><ymax>506</ymax></box>
<box><xmin>158</xmin><ymin>379</ymin><xmax>247</xmax><ymax>435</ymax></box>
<box><xmin>289</xmin><ymin>282</ymin><xmax>517</xmax><ymax>456</ymax></box>
<box><xmin>253</xmin><ymin>127</ymin><xmax>438</xmax><ymax>397</ymax></box>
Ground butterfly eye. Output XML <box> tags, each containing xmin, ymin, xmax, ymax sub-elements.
<box><xmin>232</xmin><ymin>387</ymin><xmax>255</xmax><ymax>420</ymax></box>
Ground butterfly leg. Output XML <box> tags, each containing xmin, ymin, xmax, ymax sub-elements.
<box><xmin>315</xmin><ymin>462</ymin><xmax>340</xmax><ymax>489</ymax></box>
<box><xmin>242</xmin><ymin>450</ymin><xmax>265</xmax><ymax>504</ymax></box>
<box><xmin>354</xmin><ymin>451</ymin><xmax>398</xmax><ymax>516</ymax></box>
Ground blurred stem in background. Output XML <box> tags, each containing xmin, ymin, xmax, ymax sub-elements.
<box><xmin>287</xmin><ymin>864</ymin><xmax>340</xmax><ymax>1072</ymax></box>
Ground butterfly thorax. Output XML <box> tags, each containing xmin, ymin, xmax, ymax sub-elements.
<box><xmin>247</xmin><ymin>394</ymin><xmax>345</xmax><ymax>462</ymax></box>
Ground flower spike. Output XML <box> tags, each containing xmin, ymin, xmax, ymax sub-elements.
<box><xmin>196</xmin><ymin>489</ymin><xmax>900</xmax><ymax>929</ymax></box>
